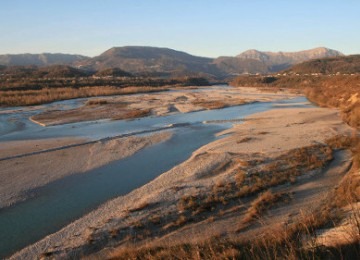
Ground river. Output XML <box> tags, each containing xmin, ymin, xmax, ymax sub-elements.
<box><xmin>0</xmin><ymin>88</ymin><xmax>313</xmax><ymax>258</ymax></box>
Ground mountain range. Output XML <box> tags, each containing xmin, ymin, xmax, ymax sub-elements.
<box><xmin>0</xmin><ymin>53</ymin><xmax>87</xmax><ymax>67</ymax></box>
<box><xmin>0</xmin><ymin>47</ymin><xmax>343</xmax><ymax>77</ymax></box>
<box><xmin>214</xmin><ymin>47</ymin><xmax>343</xmax><ymax>75</ymax></box>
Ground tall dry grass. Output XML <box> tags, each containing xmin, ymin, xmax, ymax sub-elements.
<box><xmin>108</xmin><ymin>212</ymin><xmax>359</xmax><ymax>260</ymax></box>
<box><xmin>243</xmin><ymin>190</ymin><xmax>291</xmax><ymax>223</ymax></box>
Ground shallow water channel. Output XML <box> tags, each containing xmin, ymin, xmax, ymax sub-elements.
<box><xmin>0</xmin><ymin>93</ymin><xmax>313</xmax><ymax>258</ymax></box>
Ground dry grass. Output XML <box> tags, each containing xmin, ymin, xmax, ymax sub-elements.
<box><xmin>236</xmin><ymin>137</ymin><xmax>253</xmax><ymax>143</ymax></box>
<box><xmin>329</xmin><ymin>136</ymin><xmax>360</xmax><ymax>208</ymax></box>
<box><xmin>163</xmin><ymin>215</ymin><xmax>189</xmax><ymax>230</ymax></box>
<box><xmin>109</xmin><ymin>219</ymin><xmax>359</xmax><ymax>260</ymax></box>
<box><xmin>127</xmin><ymin>202</ymin><xmax>150</xmax><ymax>213</ymax></box>
<box><xmin>304</xmin><ymin>77</ymin><xmax>360</xmax><ymax>128</ymax></box>
<box><xmin>327</xmin><ymin>129</ymin><xmax>360</xmax><ymax>199</ymax></box>
<box><xmin>178</xmin><ymin>195</ymin><xmax>199</xmax><ymax>212</ymax></box>
<box><xmin>112</xmin><ymin>109</ymin><xmax>151</xmax><ymax>120</ymax></box>
<box><xmin>192</xmin><ymin>99</ymin><xmax>228</xmax><ymax>110</ymax></box>
<box><xmin>148</xmin><ymin>214</ymin><xmax>162</xmax><ymax>225</ymax></box>
<box><xmin>173</xmin><ymin>144</ymin><xmax>333</xmax><ymax>223</ymax></box>
<box><xmin>243</xmin><ymin>190</ymin><xmax>292</xmax><ymax>223</ymax></box>
<box><xmin>78</xmin><ymin>140</ymin><xmax>360</xmax><ymax>259</ymax></box>
<box><xmin>233</xmin><ymin>144</ymin><xmax>333</xmax><ymax>198</ymax></box>
<box><xmin>108</xmin><ymin>196</ymin><xmax>360</xmax><ymax>260</ymax></box>
<box><xmin>231</xmin><ymin>74</ymin><xmax>360</xmax><ymax>129</ymax></box>
<box><xmin>326</xmin><ymin>134</ymin><xmax>355</xmax><ymax>150</ymax></box>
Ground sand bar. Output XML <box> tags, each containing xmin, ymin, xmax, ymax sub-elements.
<box><xmin>0</xmin><ymin>132</ymin><xmax>172</xmax><ymax>209</ymax></box>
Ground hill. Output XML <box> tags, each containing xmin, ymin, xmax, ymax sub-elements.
<box><xmin>74</xmin><ymin>46</ymin><xmax>221</xmax><ymax>77</ymax></box>
<box><xmin>212</xmin><ymin>56</ymin><xmax>269</xmax><ymax>75</ymax></box>
<box><xmin>215</xmin><ymin>47</ymin><xmax>343</xmax><ymax>75</ymax></box>
<box><xmin>0</xmin><ymin>53</ymin><xmax>88</xmax><ymax>66</ymax></box>
<box><xmin>284</xmin><ymin>55</ymin><xmax>360</xmax><ymax>74</ymax></box>
<box><xmin>237</xmin><ymin>47</ymin><xmax>342</xmax><ymax>64</ymax></box>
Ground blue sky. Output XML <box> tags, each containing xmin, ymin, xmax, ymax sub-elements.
<box><xmin>1</xmin><ymin>0</ymin><xmax>359</xmax><ymax>57</ymax></box>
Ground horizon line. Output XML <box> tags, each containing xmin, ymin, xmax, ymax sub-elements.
<box><xmin>0</xmin><ymin>45</ymin><xmax>350</xmax><ymax>59</ymax></box>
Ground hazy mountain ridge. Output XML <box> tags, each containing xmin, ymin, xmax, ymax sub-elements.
<box><xmin>0</xmin><ymin>47</ymin><xmax>344</xmax><ymax>77</ymax></box>
<box><xmin>236</xmin><ymin>47</ymin><xmax>343</xmax><ymax>64</ymax></box>
<box><xmin>213</xmin><ymin>56</ymin><xmax>269</xmax><ymax>75</ymax></box>
<box><xmin>0</xmin><ymin>53</ymin><xmax>88</xmax><ymax>66</ymax></box>
<box><xmin>74</xmin><ymin>46</ymin><xmax>221</xmax><ymax>77</ymax></box>
<box><xmin>215</xmin><ymin>47</ymin><xmax>344</xmax><ymax>74</ymax></box>
<box><xmin>0</xmin><ymin>65</ymin><xmax>90</xmax><ymax>78</ymax></box>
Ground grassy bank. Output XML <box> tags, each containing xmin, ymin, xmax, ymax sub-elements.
<box><xmin>49</xmin><ymin>138</ymin><xmax>356</xmax><ymax>259</ymax></box>
<box><xmin>231</xmin><ymin>74</ymin><xmax>360</xmax><ymax>128</ymax></box>
<box><xmin>104</xmin><ymin>138</ymin><xmax>359</xmax><ymax>260</ymax></box>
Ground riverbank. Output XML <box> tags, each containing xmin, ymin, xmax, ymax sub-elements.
<box><xmin>11</xmin><ymin>105</ymin><xmax>355</xmax><ymax>259</ymax></box>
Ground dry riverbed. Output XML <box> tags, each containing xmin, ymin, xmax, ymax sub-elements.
<box><xmin>11</xmin><ymin>104</ymin><xmax>357</xmax><ymax>259</ymax></box>
<box><xmin>30</xmin><ymin>86</ymin><xmax>298</xmax><ymax>126</ymax></box>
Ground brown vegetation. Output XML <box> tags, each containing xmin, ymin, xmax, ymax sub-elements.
<box><xmin>231</xmin><ymin>73</ymin><xmax>360</xmax><ymax>253</ymax></box>
<box><xmin>243</xmin><ymin>191</ymin><xmax>292</xmax><ymax>223</ymax></box>
<box><xmin>0</xmin><ymin>86</ymin><xmax>168</xmax><ymax>107</ymax></box>
<box><xmin>33</xmin><ymin>133</ymin><xmax>359</xmax><ymax>259</ymax></box>
<box><xmin>231</xmin><ymin>74</ymin><xmax>360</xmax><ymax>128</ymax></box>
<box><xmin>99</xmin><ymin>130</ymin><xmax>360</xmax><ymax>260</ymax></box>
<box><xmin>304</xmin><ymin>78</ymin><xmax>360</xmax><ymax>128</ymax></box>
<box><xmin>0</xmin><ymin>65</ymin><xmax>210</xmax><ymax>106</ymax></box>
<box><xmin>192</xmin><ymin>99</ymin><xmax>228</xmax><ymax>110</ymax></box>
<box><xmin>90</xmin><ymin>144</ymin><xmax>336</xmax><ymax>260</ymax></box>
<box><xmin>285</xmin><ymin>55</ymin><xmax>360</xmax><ymax>74</ymax></box>
<box><xmin>108</xmin><ymin>183</ymin><xmax>360</xmax><ymax>259</ymax></box>
<box><xmin>112</xmin><ymin>109</ymin><xmax>151</xmax><ymax>120</ymax></box>
<box><xmin>94</xmin><ymin>68</ymin><xmax>133</xmax><ymax>77</ymax></box>
<box><xmin>328</xmin><ymin>134</ymin><xmax>360</xmax><ymax>208</ymax></box>
<box><xmin>109</xmin><ymin>210</ymin><xmax>360</xmax><ymax>259</ymax></box>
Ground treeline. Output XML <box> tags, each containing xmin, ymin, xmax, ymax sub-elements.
<box><xmin>0</xmin><ymin>76</ymin><xmax>209</xmax><ymax>91</ymax></box>
<box><xmin>0</xmin><ymin>65</ymin><xmax>209</xmax><ymax>91</ymax></box>
<box><xmin>0</xmin><ymin>65</ymin><xmax>210</xmax><ymax>106</ymax></box>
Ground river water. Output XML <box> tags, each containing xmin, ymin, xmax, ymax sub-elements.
<box><xmin>0</xmin><ymin>89</ymin><xmax>313</xmax><ymax>258</ymax></box>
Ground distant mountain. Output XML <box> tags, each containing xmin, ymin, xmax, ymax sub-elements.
<box><xmin>213</xmin><ymin>56</ymin><xmax>269</xmax><ymax>75</ymax></box>
<box><xmin>215</xmin><ymin>47</ymin><xmax>344</xmax><ymax>75</ymax></box>
<box><xmin>0</xmin><ymin>47</ymin><xmax>345</xmax><ymax>78</ymax></box>
<box><xmin>74</xmin><ymin>46</ymin><xmax>221</xmax><ymax>77</ymax></box>
<box><xmin>284</xmin><ymin>55</ymin><xmax>360</xmax><ymax>74</ymax></box>
<box><xmin>237</xmin><ymin>47</ymin><xmax>342</xmax><ymax>63</ymax></box>
<box><xmin>0</xmin><ymin>53</ymin><xmax>88</xmax><ymax>66</ymax></box>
